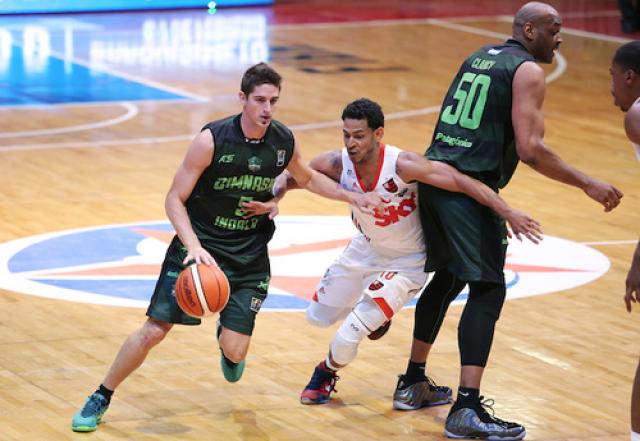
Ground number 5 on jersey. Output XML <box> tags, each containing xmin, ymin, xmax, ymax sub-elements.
<box><xmin>234</xmin><ymin>196</ymin><xmax>254</xmax><ymax>216</ymax></box>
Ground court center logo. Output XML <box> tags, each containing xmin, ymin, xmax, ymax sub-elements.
<box><xmin>0</xmin><ymin>216</ymin><xmax>610</xmax><ymax>311</ymax></box>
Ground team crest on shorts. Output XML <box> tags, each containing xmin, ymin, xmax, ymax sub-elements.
<box><xmin>0</xmin><ymin>216</ymin><xmax>611</xmax><ymax>311</ymax></box>
<box><xmin>250</xmin><ymin>297</ymin><xmax>263</xmax><ymax>312</ymax></box>
<box><xmin>368</xmin><ymin>280</ymin><xmax>384</xmax><ymax>291</ymax></box>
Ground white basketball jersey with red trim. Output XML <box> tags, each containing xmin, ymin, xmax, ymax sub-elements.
<box><xmin>340</xmin><ymin>144</ymin><xmax>424</xmax><ymax>256</ymax></box>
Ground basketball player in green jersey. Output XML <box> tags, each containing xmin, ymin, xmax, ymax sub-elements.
<box><xmin>610</xmin><ymin>41</ymin><xmax>640</xmax><ymax>441</ymax></box>
<box><xmin>393</xmin><ymin>3</ymin><xmax>624</xmax><ymax>440</ymax></box>
<box><xmin>71</xmin><ymin>63</ymin><xmax>384</xmax><ymax>433</ymax></box>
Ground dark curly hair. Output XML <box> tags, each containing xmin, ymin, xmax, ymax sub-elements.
<box><xmin>341</xmin><ymin>98</ymin><xmax>384</xmax><ymax>130</ymax></box>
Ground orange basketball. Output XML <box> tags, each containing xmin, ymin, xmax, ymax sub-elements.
<box><xmin>175</xmin><ymin>264</ymin><xmax>230</xmax><ymax>318</ymax></box>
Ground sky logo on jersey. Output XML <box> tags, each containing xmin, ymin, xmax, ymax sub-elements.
<box><xmin>0</xmin><ymin>216</ymin><xmax>610</xmax><ymax>311</ymax></box>
<box><xmin>382</xmin><ymin>178</ymin><xmax>398</xmax><ymax>193</ymax></box>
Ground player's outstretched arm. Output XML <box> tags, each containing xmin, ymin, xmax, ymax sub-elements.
<box><xmin>275</xmin><ymin>150</ymin><xmax>343</xmax><ymax>195</ymax></box>
<box><xmin>512</xmin><ymin>61</ymin><xmax>623</xmax><ymax>212</ymax></box>
<box><xmin>165</xmin><ymin>130</ymin><xmax>217</xmax><ymax>266</ymax></box>
<box><xmin>285</xmin><ymin>144</ymin><xmax>385</xmax><ymax>213</ymax></box>
<box><xmin>396</xmin><ymin>151</ymin><xmax>543</xmax><ymax>243</ymax></box>
<box><xmin>241</xmin><ymin>150</ymin><xmax>344</xmax><ymax>218</ymax></box>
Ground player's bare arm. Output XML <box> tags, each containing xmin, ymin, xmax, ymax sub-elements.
<box><xmin>626</xmin><ymin>100</ymin><xmax>640</xmax><ymax>144</ymax></box>
<box><xmin>626</xmin><ymin>242</ymin><xmax>640</xmax><ymax>312</ymax></box>
<box><xmin>624</xmin><ymin>100</ymin><xmax>640</xmax><ymax>312</ymax></box>
<box><xmin>396</xmin><ymin>151</ymin><xmax>543</xmax><ymax>243</ymax></box>
<box><xmin>276</xmin><ymin>149</ymin><xmax>343</xmax><ymax>192</ymax></box>
<box><xmin>288</xmin><ymin>145</ymin><xmax>385</xmax><ymax>212</ymax></box>
<box><xmin>165</xmin><ymin>129</ymin><xmax>217</xmax><ymax>266</ymax></box>
<box><xmin>513</xmin><ymin>61</ymin><xmax>623</xmax><ymax>211</ymax></box>
<box><xmin>242</xmin><ymin>150</ymin><xmax>343</xmax><ymax>218</ymax></box>
<box><xmin>243</xmin><ymin>146</ymin><xmax>382</xmax><ymax>217</ymax></box>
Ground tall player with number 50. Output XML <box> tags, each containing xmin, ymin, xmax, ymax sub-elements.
<box><xmin>396</xmin><ymin>2</ymin><xmax>624</xmax><ymax>440</ymax></box>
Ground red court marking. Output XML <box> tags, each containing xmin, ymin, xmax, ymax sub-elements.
<box><xmin>270</xmin><ymin>276</ymin><xmax>319</xmax><ymax>300</ymax></box>
<box><xmin>47</xmin><ymin>264</ymin><xmax>161</xmax><ymax>276</ymax></box>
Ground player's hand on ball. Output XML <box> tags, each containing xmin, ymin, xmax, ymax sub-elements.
<box><xmin>183</xmin><ymin>245</ymin><xmax>217</xmax><ymax>266</ymax></box>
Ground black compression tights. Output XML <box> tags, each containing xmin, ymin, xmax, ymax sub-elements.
<box><xmin>414</xmin><ymin>270</ymin><xmax>466</xmax><ymax>344</ymax></box>
<box><xmin>414</xmin><ymin>269</ymin><xmax>506</xmax><ymax>367</ymax></box>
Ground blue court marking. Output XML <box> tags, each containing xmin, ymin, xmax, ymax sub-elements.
<box><xmin>32</xmin><ymin>279</ymin><xmax>157</xmax><ymax>301</ymax></box>
<box><xmin>7</xmin><ymin>223</ymin><xmax>173</xmax><ymax>272</ymax></box>
<box><xmin>0</xmin><ymin>45</ymin><xmax>190</xmax><ymax>106</ymax></box>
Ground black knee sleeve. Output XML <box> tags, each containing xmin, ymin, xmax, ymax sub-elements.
<box><xmin>414</xmin><ymin>270</ymin><xmax>466</xmax><ymax>343</ymax></box>
<box><xmin>458</xmin><ymin>281</ymin><xmax>506</xmax><ymax>367</ymax></box>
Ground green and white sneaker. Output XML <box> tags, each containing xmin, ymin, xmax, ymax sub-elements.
<box><xmin>71</xmin><ymin>393</ymin><xmax>110</xmax><ymax>432</ymax></box>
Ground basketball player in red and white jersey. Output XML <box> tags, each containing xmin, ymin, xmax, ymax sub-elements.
<box><xmin>610</xmin><ymin>40</ymin><xmax>640</xmax><ymax>441</ymax></box>
<box><xmin>246</xmin><ymin>98</ymin><xmax>543</xmax><ymax>405</ymax></box>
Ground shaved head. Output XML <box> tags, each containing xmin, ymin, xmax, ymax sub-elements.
<box><xmin>513</xmin><ymin>2</ymin><xmax>560</xmax><ymax>36</ymax></box>
<box><xmin>512</xmin><ymin>2</ymin><xmax>562</xmax><ymax>63</ymax></box>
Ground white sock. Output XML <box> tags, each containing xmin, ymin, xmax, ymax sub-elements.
<box><xmin>324</xmin><ymin>356</ymin><xmax>339</xmax><ymax>371</ymax></box>
<box><xmin>631</xmin><ymin>431</ymin><xmax>640</xmax><ymax>441</ymax></box>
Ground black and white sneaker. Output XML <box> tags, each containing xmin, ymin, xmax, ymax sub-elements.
<box><xmin>392</xmin><ymin>374</ymin><xmax>452</xmax><ymax>410</ymax></box>
<box><xmin>444</xmin><ymin>397</ymin><xmax>525</xmax><ymax>440</ymax></box>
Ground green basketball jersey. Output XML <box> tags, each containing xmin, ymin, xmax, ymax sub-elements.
<box><xmin>185</xmin><ymin>114</ymin><xmax>294</xmax><ymax>267</ymax></box>
<box><xmin>427</xmin><ymin>39</ymin><xmax>535</xmax><ymax>190</ymax></box>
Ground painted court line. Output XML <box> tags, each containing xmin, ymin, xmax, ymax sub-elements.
<box><xmin>581</xmin><ymin>239</ymin><xmax>638</xmax><ymax>246</ymax></box>
<box><xmin>495</xmin><ymin>15</ymin><xmax>634</xmax><ymax>44</ymax></box>
<box><xmin>0</xmin><ymin>102</ymin><xmax>139</xmax><ymax>138</ymax></box>
<box><xmin>512</xmin><ymin>346</ymin><xmax>572</xmax><ymax>370</ymax></box>
<box><xmin>0</xmin><ymin>106</ymin><xmax>444</xmax><ymax>152</ymax></box>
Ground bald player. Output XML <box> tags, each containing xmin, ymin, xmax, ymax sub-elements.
<box><xmin>393</xmin><ymin>3</ymin><xmax>623</xmax><ymax>440</ymax></box>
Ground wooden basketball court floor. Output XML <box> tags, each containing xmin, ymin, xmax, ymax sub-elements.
<box><xmin>0</xmin><ymin>0</ymin><xmax>638</xmax><ymax>439</ymax></box>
